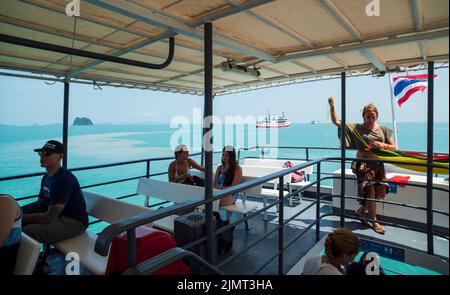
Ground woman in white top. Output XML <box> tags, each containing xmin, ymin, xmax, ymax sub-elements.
<box><xmin>168</xmin><ymin>144</ymin><xmax>204</xmax><ymax>184</ymax></box>
<box><xmin>302</xmin><ymin>228</ymin><xmax>360</xmax><ymax>275</ymax></box>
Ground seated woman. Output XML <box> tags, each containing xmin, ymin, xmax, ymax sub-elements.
<box><xmin>0</xmin><ymin>194</ymin><xmax>22</xmax><ymax>274</ymax></box>
<box><xmin>214</xmin><ymin>146</ymin><xmax>243</xmax><ymax>206</ymax></box>
<box><xmin>302</xmin><ymin>228</ymin><xmax>360</xmax><ymax>275</ymax></box>
<box><xmin>168</xmin><ymin>144</ymin><xmax>205</xmax><ymax>185</ymax></box>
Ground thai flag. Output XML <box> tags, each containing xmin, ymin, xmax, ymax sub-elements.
<box><xmin>392</xmin><ymin>74</ymin><xmax>438</xmax><ymax>107</ymax></box>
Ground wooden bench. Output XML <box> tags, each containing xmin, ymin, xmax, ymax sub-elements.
<box><xmin>55</xmin><ymin>190</ymin><xmax>173</xmax><ymax>275</ymax></box>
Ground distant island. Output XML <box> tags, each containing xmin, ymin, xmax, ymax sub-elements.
<box><xmin>311</xmin><ymin>120</ymin><xmax>320</xmax><ymax>124</ymax></box>
<box><xmin>73</xmin><ymin>117</ymin><xmax>93</xmax><ymax>126</ymax></box>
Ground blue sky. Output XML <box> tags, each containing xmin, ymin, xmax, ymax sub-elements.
<box><xmin>0</xmin><ymin>68</ymin><xmax>448</xmax><ymax>125</ymax></box>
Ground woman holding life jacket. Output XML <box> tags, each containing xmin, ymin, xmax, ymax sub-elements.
<box><xmin>328</xmin><ymin>97</ymin><xmax>396</xmax><ymax>234</ymax></box>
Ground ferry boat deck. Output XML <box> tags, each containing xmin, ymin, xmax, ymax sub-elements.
<box><xmin>42</xmin><ymin>186</ymin><xmax>449</xmax><ymax>275</ymax></box>
<box><xmin>0</xmin><ymin>0</ymin><xmax>448</xmax><ymax>277</ymax></box>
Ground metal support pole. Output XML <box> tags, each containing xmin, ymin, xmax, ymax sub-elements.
<box><xmin>316</xmin><ymin>162</ymin><xmax>321</xmax><ymax>242</ymax></box>
<box><xmin>278</xmin><ymin>176</ymin><xmax>284</xmax><ymax>275</ymax></box>
<box><xmin>127</xmin><ymin>228</ymin><xmax>137</xmax><ymax>268</ymax></box>
<box><xmin>426</xmin><ymin>61</ymin><xmax>434</xmax><ymax>255</ymax></box>
<box><xmin>203</xmin><ymin>22</ymin><xmax>215</xmax><ymax>264</ymax></box>
<box><xmin>201</xmin><ymin>117</ymin><xmax>206</xmax><ymax>167</ymax></box>
<box><xmin>306</xmin><ymin>148</ymin><xmax>310</xmax><ymax>181</ymax></box>
<box><xmin>62</xmin><ymin>81</ymin><xmax>70</xmax><ymax>168</ymax></box>
<box><xmin>146</xmin><ymin>161</ymin><xmax>150</xmax><ymax>178</ymax></box>
<box><xmin>340</xmin><ymin>72</ymin><xmax>346</xmax><ymax>227</ymax></box>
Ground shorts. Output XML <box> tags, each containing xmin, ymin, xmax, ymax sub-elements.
<box><xmin>351</xmin><ymin>160</ymin><xmax>389</xmax><ymax>206</ymax></box>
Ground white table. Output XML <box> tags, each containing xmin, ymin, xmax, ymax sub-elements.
<box><xmin>332</xmin><ymin>169</ymin><xmax>449</xmax><ymax>228</ymax></box>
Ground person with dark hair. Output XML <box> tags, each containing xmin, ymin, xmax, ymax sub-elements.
<box><xmin>21</xmin><ymin>140</ymin><xmax>88</xmax><ymax>243</ymax></box>
<box><xmin>214</xmin><ymin>146</ymin><xmax>242</xmax><ymax>206</ymax></box>
<box><xmin>329</xmin><ymin>97</ymin><xmax>397</xmax><ymax>234</ymax></box>
<box><xmin>302</xmin><ymin>228</ymin><xmax>360</xmax><ymax>275</ymax></box>
<box><xmin>0</xmin><ymin>194</ymin><xmax>22</xmax><ymax>274</ymax></box>
<box><xmin>168</xmin><ymin>144</ymin><xmax>205</xmax><ymax>185</ymax></box>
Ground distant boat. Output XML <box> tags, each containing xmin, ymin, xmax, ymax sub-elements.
<box><xmin>311</xmin><ymin>120</ymin><xmax>320</xmax><ymax>124</ymax></box>
<box><xmin>256</xmin><ymin>111</ymin><xmax>291</xmax><ymax>128</ymax></box>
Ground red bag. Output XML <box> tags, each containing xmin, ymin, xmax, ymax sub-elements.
<box><xmin>105</xmin><ymin>226</ymin><xmax>190</xmax><ymax>275</ymax></box>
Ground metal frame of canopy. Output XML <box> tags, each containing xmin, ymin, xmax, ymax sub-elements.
<box><xmin>0</xmin><ymin>1</ymin><xmax>448</xmax><ymax>94</ymax></box>
<box><xmin>0</xmin><ymin>0</ymin><xmax>448</xmax><ymax>264</ymax></box>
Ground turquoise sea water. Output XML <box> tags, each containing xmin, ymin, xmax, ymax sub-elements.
<box><xmin>0</xmin><ymin>122</ymin><xmax>448</xmax><ymax>238</ymax></box>
<box><xmin>0</xmin><ymin>122</ymin><xmax>448</xmax><ymax>205</ymax></box>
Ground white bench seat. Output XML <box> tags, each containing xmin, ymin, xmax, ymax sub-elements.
<box><xmin>240</xmin><ymin>165</ymin><xmax>291</xmax><ymax>221</ymax></box>
<box><xmin>242</xmin><ymin>158</ymin><xmax>314</xmax><ymax>207</ymax></box>
<box><xmin>55</xmin><ymin>231</ymin><xmax>108</xmax><ymax>275</ymax></box>
<box><xmin>220</xmin><ymin>200</ymin><xmax>256</xmax><ymax>214</ymax></box>
<box><xmin>14</xmin><ymin>233</ymin><xmax>41</xmax><ymax>275</ymax></box>
<box><xmin>220</xmin><ymin>198</ymin><xmax>258</xmax><ymax>230</ymax></box>
<box><xmin>217</xmin><ymin>176</ymin><xmax>262</xmax><ymax>230</ymax></box>
<box><xmin>287</xmin><ymin>181</ymin><xmax>312</xmax><ymax>205</ymax></box>
<box><xmin>152</xmin><ymin>213</ymin><xmax>178</xmax><ymax>233</ymax></box>
<box><xmin>54</xmin><ymin>191</ymin><xmax>177</xmax><ymax>275</ymax></box>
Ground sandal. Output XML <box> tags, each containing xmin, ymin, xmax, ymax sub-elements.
<box><xmin>372</xmin><ymin>222</ymin><xmax>385</xmax><ymax>234</ymax></box>
<box><xmin>354</xmin><ymin>210</ymin><xmax>370</xmax><ymax>227</ymax></box>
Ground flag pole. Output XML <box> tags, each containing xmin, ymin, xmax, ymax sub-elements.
<box><xmin>388</xmin><ymin>74</ymin><xmax>399</xmax><ymax>148</ymax></box>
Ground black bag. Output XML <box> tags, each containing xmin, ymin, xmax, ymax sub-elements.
<box><xmin>33</xmin><ymin>244</ymin><xmax>51</xmax><ymax>275</ymax></box>
<box><xmin>213</xmin><ymin>211</ymin><xmax>234</xmax><ymax>255</ymax></box>
<box><xmin>346</xmin><ymin>252</ymin><xmax>385</xmax><ymax>275</ymax></box>
<box><xmin>192</xmin><ymin>175</ymin><xmax>205</xmax><ymax>187</ymax></box>
<box><xmin>182</xmin><ymin>175</ymin><xmax>205</xmax><ymax>187</ymax></box>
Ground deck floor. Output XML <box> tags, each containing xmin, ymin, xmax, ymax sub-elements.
<box><xmin>217</xmin><ymin>194</ymin><xmax>449</xmax><ymax>275</ymax></box>
<box><xmin>46</xmin><ymin>190</ymin><xmax>449</xmax><ymax>275</ymax></box>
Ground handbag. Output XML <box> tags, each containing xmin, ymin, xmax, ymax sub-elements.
<box><xmin>351</xmin><ymin>160</ymin><xmax>368</xmax><ymax>175</ymax></box>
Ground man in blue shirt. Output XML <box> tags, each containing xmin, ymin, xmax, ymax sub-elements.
<box><xmin>22</xmin><ymin>140</ymin><xmax>88</xmax><ymax>243</ymax></box>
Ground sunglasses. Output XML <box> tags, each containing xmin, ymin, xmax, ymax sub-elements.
<box><xmin>38</xmin><ymin>150</ymin><xmax>53</xmax><ymax>157</ymax></box>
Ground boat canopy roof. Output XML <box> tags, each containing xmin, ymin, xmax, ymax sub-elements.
<box><xmin>0</xmin><ymin>0</ymin><xmax>448</xmax><ymax>95</ymax></box>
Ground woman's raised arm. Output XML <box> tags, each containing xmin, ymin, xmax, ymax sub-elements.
<box><xmin>329</xmin><ymin>97</ymin><xmax>341</xmax><ymax>127</ymax></box>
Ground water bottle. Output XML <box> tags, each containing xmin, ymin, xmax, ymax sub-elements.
<box><xmin>218</xmin><ymin>173</ymin><xmax>225</xmax><ymax>189</ymax></box>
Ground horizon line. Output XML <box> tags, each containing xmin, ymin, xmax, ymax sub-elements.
<box><xmin>1</xmin><ymin>121</ymin><xmax>449</xmax><ymax>127</ymax></box>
